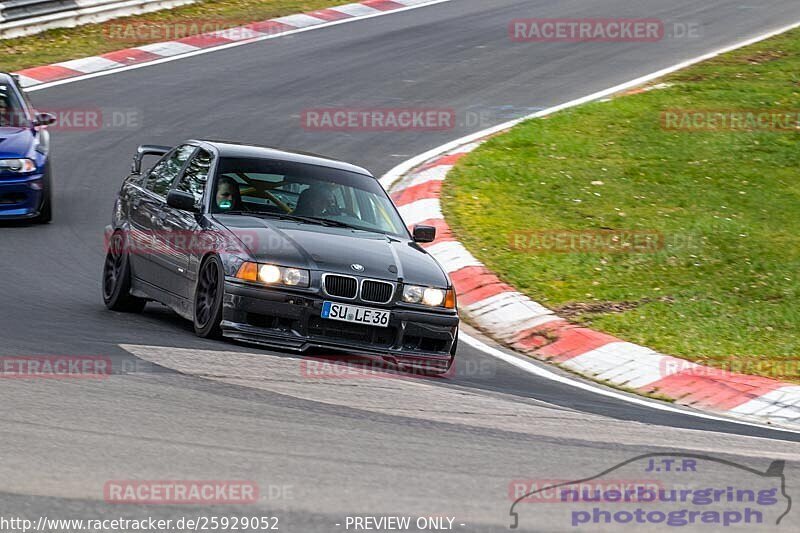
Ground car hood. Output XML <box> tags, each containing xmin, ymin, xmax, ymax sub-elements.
<box><xmin>0</xmin><ymin>127</ymin><xmax>34</xmax><ymax>158</ymax></box>
<box><xmin>215</xmin><ymin>215</ymin><xmax>450</xmax><ymax>288</ymax></box>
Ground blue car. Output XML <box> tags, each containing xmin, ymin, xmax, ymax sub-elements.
<box><xmin>0</xmin><ymin>72</ymin><xmax>55</xmax><ymax>223</ymax></box>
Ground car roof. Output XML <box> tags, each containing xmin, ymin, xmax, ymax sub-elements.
<box><xmin>192</xmin><ymin>140</ymin><xmax>374</xmax><ymax>177</ymax></box>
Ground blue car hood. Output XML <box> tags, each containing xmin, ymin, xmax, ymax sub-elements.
<box><xmin>0</xmin><ymin>127</ymin><xmax>34</xmax><ymax>158</ymax></box>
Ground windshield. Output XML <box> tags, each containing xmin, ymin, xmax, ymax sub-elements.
<box><xmin>0</xmin><ymin>83</ymin><xmax>27</xmax><ymax>128</ymax></box>
<box><xmin>211</xmin><ymin>157</ymin><xmax>409</xmax><ymax>237</ymax></box>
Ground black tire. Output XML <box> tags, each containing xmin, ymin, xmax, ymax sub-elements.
<box><xmin>102</xmin><ymin>231</ymin><xmax>147</xmax><ymax>312</ymax></box>
<box><xmin>33</xmin><ymin>168</ymin><xmax>52</xmax><ymax>224</ymax></box>
<box><xmin>194</xmin><ymin>255</ymin><xmax>224</xmax><ymax>339</ymax></box>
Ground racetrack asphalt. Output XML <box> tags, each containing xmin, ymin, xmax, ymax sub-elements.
<box><xmin>2</xmin><ymin>0</ymin><xmax>800</xmax><ymax>530</ymax></box>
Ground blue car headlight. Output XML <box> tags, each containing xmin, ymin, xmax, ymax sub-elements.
<box><xmin>0</xmin><ymin>158</ymin><xmax>37</xmax><ymax>173</ymax></box>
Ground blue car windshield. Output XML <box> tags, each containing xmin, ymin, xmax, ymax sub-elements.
<box><xmin>212</xmin><ymin>157</ymin><xmax>410</xmax><ymax>238</ymax></box>
<box><xmin>0</xmin><ymin>83</ymin><xmax>27</xmax><ymax>128</ymax></box>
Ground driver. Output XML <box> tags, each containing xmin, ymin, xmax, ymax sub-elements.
<box><xmin>0</xmin><ymin>87</ymin><xmax>23</xmax><ymax>128</ymax></box>
<box><xmin>215</xmin><ymin>176</ymin><xmax>242</xmax><ymax>211</ymax></box>
<box><xmin>0</xmin><ymin>91</ymin><xmax>10</xmax><ymax>127</ymax></box>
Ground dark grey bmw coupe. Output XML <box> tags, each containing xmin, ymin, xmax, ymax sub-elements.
<box><xmin>103</xmin><ymin>140</ymin><xmax>458</xmax><ymax>374</ymax></box>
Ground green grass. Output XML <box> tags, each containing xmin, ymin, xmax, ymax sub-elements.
<box><xmin>0</xmin><ymin>0</ymin><xmax>351</xmax><ymax>72</ymax></box>
<box><xmin>443</xmin><ymin>30</ymin><xmax>800</xmax><ymax>382</ymax></box>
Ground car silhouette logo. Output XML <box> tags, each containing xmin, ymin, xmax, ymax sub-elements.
<box><xmin>351</xmin><ymin>264</ymin><xmax>365</xmax><ymax>272</ymax></box>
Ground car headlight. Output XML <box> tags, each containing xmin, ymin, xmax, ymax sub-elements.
<box><xmin>235</xmin><ymin>262</ymin><xmax>310</xmax><ymax>288</ymax></box>
<box><xmin>0</xmin><ymin>158</ymin><xmax>36</xmax><ymax>173</ymax></box>
<box><xmin>402</xmin><ymin>285</ymin><xmax>456</xmax><ymax>308</ymax></box>
<box><xmin>423</xmin><ymin>288</ymin><xmax>446</xmax><ymax>307</ymax></box>
<box><xmin>259</xmin><ymin>264</ymin><xmax>282</xmax><ymax>284</ymax></box>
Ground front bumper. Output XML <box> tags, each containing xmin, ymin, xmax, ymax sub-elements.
<box><xmin>0</xmin><ymin>174</ymin><xmax>44</xmax><ymax>219</ymax></box>
<box><xmin>222</xmin><ymin>280</ymin><xmax>459</xmax><ymax>370</ymax></box>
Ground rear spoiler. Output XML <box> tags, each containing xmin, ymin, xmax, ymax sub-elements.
<box><xmin>2</xmin><ymin>72</ymin><xmax>21</xmax><ymax>87</ymax></box>
<box><xmin>132</xmin><ymin>144</ymin><xmax>171</xmax><ymax>174</ymax></box>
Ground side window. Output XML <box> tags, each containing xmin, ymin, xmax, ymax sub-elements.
<box><xmin>146</xmin><ymin>145</ymin><xmax>195</xmax><ymax>197</ymax></box>
<box><xmin>176</xmin><ymin>149</ymin><xmax>213</xmax><ymax>207</ymax></box>
<box><xmin>0</xmin><ymin>83</ymin><xmax>26</xmax><ymax>127</ymax></box>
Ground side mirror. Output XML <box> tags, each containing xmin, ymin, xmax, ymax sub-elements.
<box><xmin>166</xmin><ymin>190</ymin><xmax>198</xmax><ymax>212</ymax></box>
<box><xmin>413</xmin><ymin>225</ymin><xmax>436</xmax><ymax>244</ymax></box>
<box><xmin>132</xmin><ymin>144</ymin><xmax>171</xmax><ymax>174</ymax></box>
<box><xmin>34</xmin><ymin>112</ymin><xmax>57</xmax><ymax>127</ymax></box>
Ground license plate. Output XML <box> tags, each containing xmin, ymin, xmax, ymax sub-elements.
<box><xmin>321</xmin><ymin>301</ymin><xmax>390</xmax><ymax>328</ymax></box>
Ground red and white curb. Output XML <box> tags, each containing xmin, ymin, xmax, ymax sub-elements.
<box><xmin>381</xmin><ymin>16</ymin><xmax>800</xmax><ymax>428</ymax></box>
<box><xmin>388</xmin><ymin>141</ymin><xmax>800</xmax><ymax>428</ymax></box>
<box><xmin>12</xmin><ymin>0</ymin><xmax>442</xmax><ymax>88</ymax></box>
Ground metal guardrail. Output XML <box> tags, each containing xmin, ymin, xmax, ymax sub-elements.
<box><xmin>0</xmin><ymin>0</ymin><xmax>195</xmax><ymax>39</ymax></box>
<box><xmin>1</xmin><ymin>0</ymin><xmax>80</xmax><ymax>24</ymax></box>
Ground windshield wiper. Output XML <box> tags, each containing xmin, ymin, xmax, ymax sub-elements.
<box><xmin>217</xmin><ymin>210</ymin><xmax>354</xmax><ymax>228</ymax></box>
<box><xmin>216</xmin><ymin>210</ymin><xmax>256</xmax><ymax>216</ymax></box>
<box><xmin>284</xmin><ymin>215</ymin><xmax>355</xmax><ymax>228</ymax></box>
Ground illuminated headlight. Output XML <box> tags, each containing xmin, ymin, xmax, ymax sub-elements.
<box><xmin>0</xmin><ymin>158</ymin><xmax>36</xmax><ymax>173</ymax></box>
<box><xmin>259</xmin><ymin>265</ymin><xmax>282</xmax><ymax>284</ymax></box>
<box><xmin>402</xmin><ymin>285</ymin><xmax>455</xmax><ymax>308</ymax></box>
<box><xmin>236</xmin><ymin>262</ymin><xmax>310</xmax><ymax>288</ymax></box>
<box><xmin>422</xmin><ymin>288</ymin><xmax>445</xmax><ymax>307</ymax></box>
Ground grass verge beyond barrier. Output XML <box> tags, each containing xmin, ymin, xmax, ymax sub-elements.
<box><xmin>443</xmin><ymin>30</ymin><xmax>800</xmax><ymax>382</ymax></box>
<box><xmin>0</xmin><ymin>0</ymin><xmax>352</xmax><ymax>73</ymax></box>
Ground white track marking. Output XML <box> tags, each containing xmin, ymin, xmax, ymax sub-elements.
<box><xmin>425</xmin><ymin>240</ymin><xmax>482</xmax><ymax>272</ymax></box>
<box><xmin>210</xmin><ymin>27</ymin><xmax>265</xmax><ymax>41</ymax></box>
<box><xmin>273</xmin><ymin>14</ymin><xmax>328</xmax><ymax>28</ymax></box>
<box><xmin>329</xmin><ymin>3</ymin><xmax>383</xmax><ymax>17</ymax></box>
<box><xmin>392</xmin><ymin>165</ymin><xmax>451</xmax><ymax>192</ymax></box>
<box><xmin>729</xmin><ymin>387</ymin><xmax>800</xmax><ymax>424</ymax></box>
<box><xmin>460</xmin><ymin>333</ymin><xmax>800</xmax><ymax>434</ymax></box>
<box><xmin>56</xmin><ymin>56</ymin><xmax>124</xmax><ymax>74</ymax></box>
<box><xmin>396</xmin><ymin>197</ymin><xmax>442</xmax><ymax>226</ymax></box>
<box><xmin>136</xmin><ymin>41</ymin><xmax>200</xmax><ymax>57</ymax></box>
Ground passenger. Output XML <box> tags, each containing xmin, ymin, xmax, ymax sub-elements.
<box><xmin>294</xmin><ymin>186</ymin><xmax>331</xmax><ymax>217</ymax></box>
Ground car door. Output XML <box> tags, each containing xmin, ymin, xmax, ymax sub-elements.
<box><xmin>161</xmin><ymin>147</ymin><xmax>214</xmax><ymax>300</ymax></box>
<box><xmin>128</xmin><ymin>145</ymin><xmax>195</xmax><ymax>292</ymax></box>
<box><xmin>14</xmin><ymin>77</ymin><xmax>49</xmax><ymax>154</ymax></box>
<box><xmin>127</xmin><ymin>158</ymin><xmax>164</xmax><ymax>284</ymax></box>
